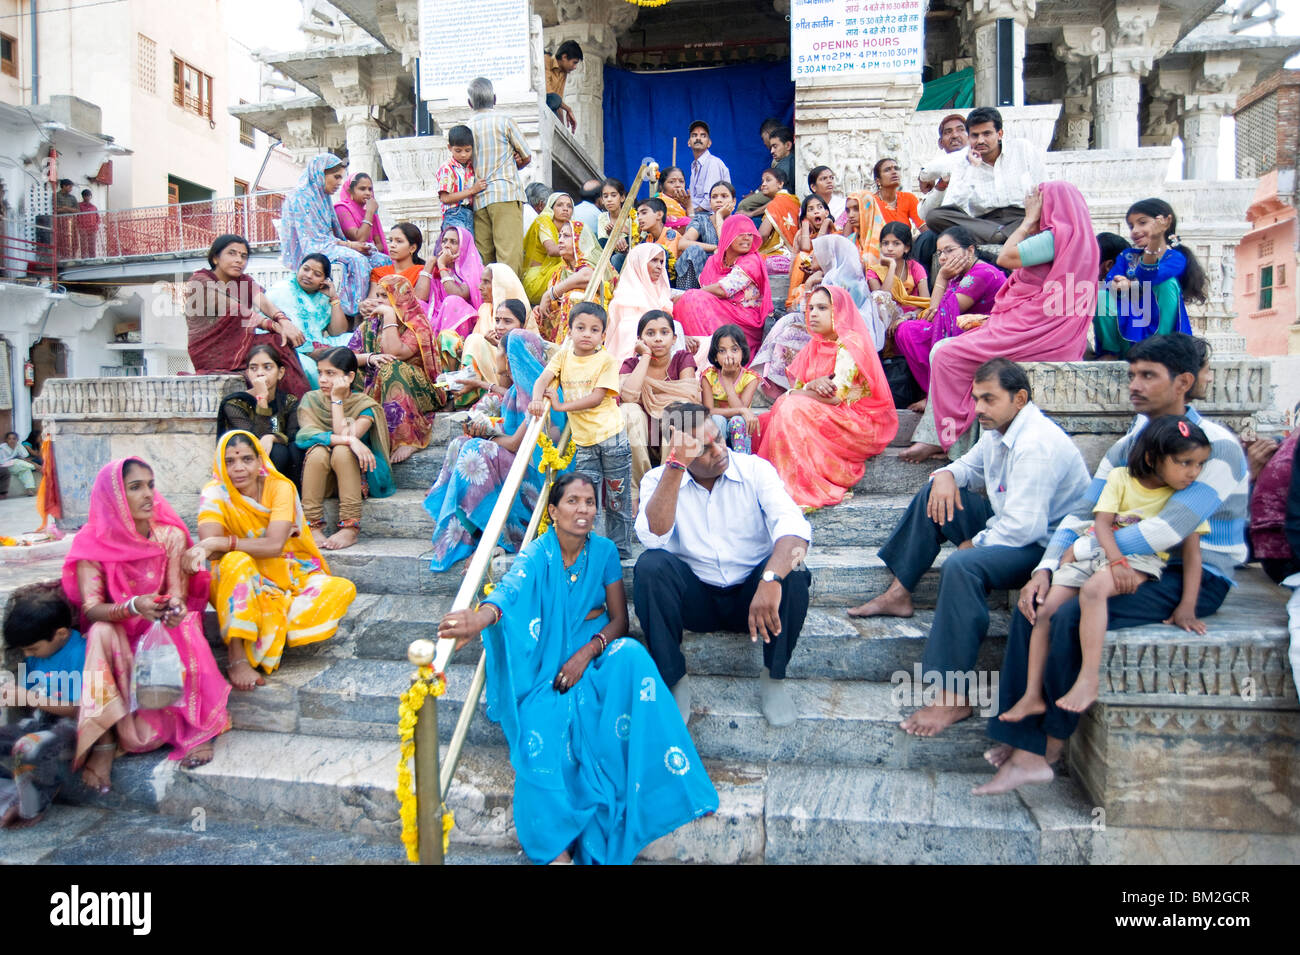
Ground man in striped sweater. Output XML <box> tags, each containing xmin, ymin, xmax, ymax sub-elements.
<box><xmin>977</xmin><ymin>334</ymin><xmax>1248</xmax><ymax>795</ymax></box>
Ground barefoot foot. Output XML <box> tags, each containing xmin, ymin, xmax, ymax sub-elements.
<box><xmin>983</xmin><ymin>743</ymin><xmax>1013</xmax><ymax>768</ymax></box>
<box><xmin>391</xmin><ymin>444</ymin><xmax>415</xmax><ymax>464</ymax></box>
<box><xmin>847</xmin><ymin>587</ymin><xmax>914</xmax><ymax>619</ymax></box>
<box><xmin>1055</xmin><ymin>678</ymin><xmax>1098</xmax><ymax>713</ymax></box>
<box><xmin>227</xmin><ymin>654</ymin><xmax>265</xmax><ymax>691</ymax></box>
<box><xmin>81</xmin><ymin>744</ymin><xmax>114</xmax><ymax>794</ymax></box>
<box><xmin>309</xmin><ymin>525</ymin><xmax>328</xmax><ymax>547</ymax></box>
<box><xmin>899</xmin><ymin>441</ymin><xmax>945</xmax><ymax>464</ymax></box>
<box><xmin>972</xmin><ymin>750</ymin><xmax>1054</xmax><ymax>795</ymax></box>
<box><xmin>998</xmin><ymin>695</ymin><xmax>1046</xmax><ymax>723</ymax></box>
<box><xmin>323</xmin><ymin>525</ymin><xmax>360</xmax><ymax>550</ymax></box>
<box><xmin>181</xmin><ymin>742</ymin><xmax>215</xmax><ymax>770</ymax></box>
<box><xmin>899</xmin><ymin>703</ymin><xmax>972</xmax><ymax>737</ymax></box>
<box><xmin>906</xmin><ymin>397</ymin><xmax>928</xmax><ymax>415</ymax></box>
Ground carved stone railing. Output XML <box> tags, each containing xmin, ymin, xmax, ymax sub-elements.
<box><xmin>33</xmin><ymin>376</ymin><xmax>244</xmax><ymax>528</ymax></box>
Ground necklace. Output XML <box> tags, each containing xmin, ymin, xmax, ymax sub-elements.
<box><xmin>562</xmin><ymin>539</ymin><xmax>589</xmax><ymax>584</ymax></box>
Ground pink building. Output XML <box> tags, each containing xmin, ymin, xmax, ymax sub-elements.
<box><xmin>1234</xmin><ymin>70</ymin><xmax>1299</xmax><ymax>356</ymax></box>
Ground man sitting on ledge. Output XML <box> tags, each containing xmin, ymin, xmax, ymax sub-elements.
<box><xmin>848</xmin><ymin>359</ymin><xmax>1090</xmax><ymax>737</ymax></box>
<box><xmin>633</xmin><ymin>402</ymin><xmax>812</xmax><ymax>728</ymax></box>
<box><xmin>978</xmin><ymin>333</ymin><xmax>1248</xmax><ymax>794</ymax></box>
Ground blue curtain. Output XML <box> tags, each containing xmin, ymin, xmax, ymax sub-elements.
<box><xmin>601</xmin><ymin>62</ymin><xmax>795</xmax><ymax>200</ymax></box>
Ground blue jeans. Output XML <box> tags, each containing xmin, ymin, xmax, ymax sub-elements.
<box><xmin>442</xmin><ymin>205</ymin><xmax>474</xmax><ymax>235</ymax></box>
<box><xmin>573</xmin><ymin>431</ymin><xmax>632</xmax><ymax>558</ymax></box>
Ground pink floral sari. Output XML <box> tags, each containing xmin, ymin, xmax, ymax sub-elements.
<box><xmin>757</xmin><ymin>286</ymin><xmax>897</xmax><ymax>509</ymax></box>
<box><xmin>674</xmin><ymin>215</ymin><xmax>773</xmax><ymax>356</ymax></box>
<box><xmin>61</xmin><ymin>458</ymin><xmax>230</xmax><ymax>766</ymax></box>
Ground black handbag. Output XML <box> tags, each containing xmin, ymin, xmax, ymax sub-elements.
<box><xmin>881</xmin><ymin>356</ymin><xmax>922</xmax><ymax>409</ymax></box>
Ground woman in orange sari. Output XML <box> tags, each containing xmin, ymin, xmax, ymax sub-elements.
<box><xmin>535</xmin><ymin>220</ymin><xmax>595</xmax><ymax>345</ymax></box>
<box><xmin>349</xmin><ymin>273</ymin><xmax>450</xmax><ymax>462</ymax></box>
<box><xmin>757</xmin><ymin>285</ymin><xmax>897</xmax><ymax>510</ymax></box>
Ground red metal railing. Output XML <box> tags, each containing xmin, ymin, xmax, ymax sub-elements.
<box><xmin>0</xmin><ymin>225</ymin><xmax>58</xmax><ymax>284</ymax></box>
<box><xmin>57</xmin><ymin>192</ymin><xmax>287</xmax><ymax>262</ymax></box>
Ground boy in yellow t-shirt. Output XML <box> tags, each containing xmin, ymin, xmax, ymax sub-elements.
<box><xmin>530</xmin><ymin>302</ymin><xmax>632</xmax><ymax>557</ymax></box>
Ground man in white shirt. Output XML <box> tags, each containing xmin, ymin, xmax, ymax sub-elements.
<box><xmin>912</xmin><ymin>113</ymin><xmax>969</xmax><ymax>278</ymax></box>
<box><xmin>923</xmin><ymin>106</ymin><xmax>1046</xmax><ymax>247</ymax></box>
<box><xmin>0</xmin><ymin>432</ymin><xmax>38</xmax><ymax>495</ymax></box>
<box><xmin>686</xmin><ymin>121</ymin><xmax>732</xmax><ymax>213</ymax></box>
<box><xmin>633</xmin><ymin>402</ymin><xmax>812</xmax><ymax>729</ymax></box>
<box><xmin>573</xmin><ymin>179</ymin><xmax>602</xmax><ymax>238</ymax></box>
<box><xmin>847</xmin><ymin>359</ymin><xmax>1089</xmax><ymax>737</ymax></box>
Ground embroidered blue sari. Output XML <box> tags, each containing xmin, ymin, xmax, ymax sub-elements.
<box><xmin>423</xmin><ymin>330</ymin><xmax>567</xmax><ymax>572</ymax></box>
<box><xmin>482</xmin><ymin>532</ymin><xmax>718</xmax><ymax>864</ymax></box>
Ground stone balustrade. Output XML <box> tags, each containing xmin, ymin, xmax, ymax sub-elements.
<box><xmin>33</xmin><ymin>376</ymin><xmax>244</xmax><ymax>529</ymax></box>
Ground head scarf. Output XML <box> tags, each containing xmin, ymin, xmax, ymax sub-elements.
<box><xmin>699</xmin><ymin>215</ymin><xmax>772</xmax><ymax>319</ymax></box>
<box><xmin>474</xmin><ymin>264</ymin><xmax>536</xmax><ymax>336</ymax></box>
<box><xmin>334</xmin><ymin>174</ymin><xmax>388</xmax><ymax>255</ymax></box>
<box><xmin>198</xmin><ymin>431</ymin><xmax>329</xmax><ymax>579</ymax></box>
<box><xmin>846</xmin><ymin>190</ymin><xmax>887</xmax><ymax>267</ymax></box>
<box><xmin>606</xmin><ymin>244</ymin><xmax>682</xmax><ymax>364</ymax></box>
<box><xmin>62</xmin><ymin>458</ymin><xmax>209</xmax><ymax>628</ymax></box>
<box><xmin>544</xmin><ymin>192</ymin><xmax>601</xmax><ymax>263</ymax></box>
<box><xmin>278</xmin><ymin>154</ymin><xmax>347</xmax><ymax>270</ymax></box>
<box><xmin>991</xmin><ymin>180</ymin><xmax>1098</xmax><ymax>335</ymax></box>
<box><xmin>812</xmin><ymin>234</ymin><xmax>887</xmax><ymax>351</ymax></box>
<box><xmin>431</xmin><ymin>224</ymin><xmax>485</xmax><ymax>311</ymax></box>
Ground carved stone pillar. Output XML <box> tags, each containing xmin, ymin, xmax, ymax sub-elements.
<box><xmin>540</xmin><ymin>0</ymin><xmax>637</xmax><ymax>170</ymax></box>
<box><xmin>1087</xmin><ymin>5</ymin><xmax>1179</xmax><ymax>151</ymax></box>
<box><xmin>1052</xmin><ymin>56</ymin><xmax>1093</xmax><ymax>151</ymax></box>
<box><xmin>964</xmin><ymin>0</ymin><xmax>1036</xmax><ymax>107</ymax></box>
<box><xmin>1139</xmin><ymin>86</ymin><xmax>1178</xmax><ymax>147</ymax></box>
<box><xmin>336</xmin><ymin>105</ymin><xmax>384</xmax><ymax>181</ymax></box>
<box><xmin>1180</xmin><ymin>105</ymin><xmax>1223</xmax><ymax>181</ymax></box>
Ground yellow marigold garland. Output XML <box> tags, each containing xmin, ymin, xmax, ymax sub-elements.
<box><xmin>397</xmin><ymin>664</ymin><xmax>454</xmax><ymax>863</ymax></box>
<box><xmin>536</xmin><ymin>431</ymin><xmax>576</xmax><ymax>474</ymax></box>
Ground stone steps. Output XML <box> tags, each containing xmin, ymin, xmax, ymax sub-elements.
<box><xmin>225</xmin><ymin>659</ymin><xmax>1000</xmax><ymax>772</ymax></box>
<box><xmin>51</xmin><ymin>728</ymin><xmax>1094</xmax><ymax>864</ymax></box>
<box><xmin>322</xmin><ymin>487</ymin><xmax>919</xmax><ymax>547</ymax></box>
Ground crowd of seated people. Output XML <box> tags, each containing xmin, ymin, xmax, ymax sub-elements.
<box><xmin>42</xmin><ymin>78</ymin><xmax>1260</xmax><ymax>863</ymax></box>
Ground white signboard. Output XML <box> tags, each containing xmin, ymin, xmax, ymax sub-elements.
<box><xmin>419</xmin><ymin>0</ymin><xmax>531</xmax><ymax>102</ymax></box>
<box><xmin>790</xmin><ymin>0</ymin><xmax>925</xmax><ymax>80</ymax></box>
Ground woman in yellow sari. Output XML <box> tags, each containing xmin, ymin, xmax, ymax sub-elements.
<box><xmin>193</xmin><ymin>430</ymin><xmax>357</xmax><ymax>689</ymax></box>
<box><xmin>522</xmin><ymin>193</ymin><xmax>600</xmax><ymax>303</ymax></box>
<box><xmin>534</xmin><ymin>220</ymin><xmax>595</xmax><ymax>344</ymax></box>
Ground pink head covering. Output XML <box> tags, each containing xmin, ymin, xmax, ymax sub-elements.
<box><xmin>699</xmin><ymin>214</ymin><xmax>773</xmax><ymax>319</ymax></box>
<box><xmin>333</xmin><ymin>174</ymin><xmax>389</xmax><ymax>254</ymax></box>
<box><xmin>61</xmin><ymin>458</ymin><xmax>209</xmax><ymax>632</ymax></box>
<box><xmin>990</xmin><ymin>180</ymin><xmax>1098</xmax><ymax>335</ymax></box>
<box><xmin>432</xmin><ymin>225</ymin><xmax>485</xmax><ymax>311</ymax></box>
<box><xmin>606</xmin><ymin>243</ymin><xmax>676</xmax><ymax>364</ymax></box>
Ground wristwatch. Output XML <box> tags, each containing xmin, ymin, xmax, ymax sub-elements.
<box><xmin>761</xmin><ymin>570</ymin><xmax>784</xmax><ymax>584</ymax></box>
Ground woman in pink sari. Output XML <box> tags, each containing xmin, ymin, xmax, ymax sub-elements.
<box><xmin>757</xmin><ymin>285</ymin><xmax>897</xmax><ymax>510</ymax></box>
<box><xmin>674</xmin><ymin>214</ymin><xmax>772</xmax><ymax>357</ymax></box>
<box><xmin>902</xmin><ymin>181</ymin><xmax>1098</xmax><ymax>460</ymax></box>
<box><xmin>427</xmin><ymin>224</ymin><xmax>484</xmax><ymax>337</ymax></box>
<box><xmin>61</xmin><ymin>458</ymin><xmax>231</xmax><ymax>792</ymax></box>
<box><xmin>334</xmin><ymin>173</ymin><xmax>389</xmax><ymax>255</ymax></box>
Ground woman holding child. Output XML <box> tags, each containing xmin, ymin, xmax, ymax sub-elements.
<box><xmin>63</xmin><ymin>458</ymin><xmax>231</xmax><ymax>791</ymax></box>
<box><xmin>436</xmin><ymin>472</ymin><xmax>718</xmax><ymax>865</ymax></box>
<box><xmin>757</xmin><ymin>285</ymin><xmax>897</xmax><ymax>510</ymax></box>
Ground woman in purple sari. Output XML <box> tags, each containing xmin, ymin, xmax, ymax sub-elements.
<box><xmin>428</xmin><ymin>224</ymin><xmax>485</xmax><ymax>337</ymax></box>
<box><xmin>894</xmin><ymin>226</ymin><xmax>1006</xmax><ymax>404</ymax></box>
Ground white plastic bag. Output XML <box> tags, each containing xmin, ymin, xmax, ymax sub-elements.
<box><xmin>130</xmin><ymin>619</ymin><xmax>186</xmax><ymax>711</ymax></box>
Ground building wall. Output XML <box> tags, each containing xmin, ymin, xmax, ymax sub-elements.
<box><xmin>0</xmin><ymin>0</ymin><xmax>25</xmax><ymax>106</ymax></box>
<box><xmin>1235</xmin><ymin>213</ymin><xmax>1298</xmax><ymax>356</ymax></box>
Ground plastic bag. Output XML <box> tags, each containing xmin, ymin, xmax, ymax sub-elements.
<box><xmin>130</xmin><ymin>619</ymin><xmax>186</xmax><ymax>711</ymax></box>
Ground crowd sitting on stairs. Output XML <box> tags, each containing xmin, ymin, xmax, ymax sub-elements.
<box><xmin>8</xmin><ymin>74</ymin><xmax>1291</xmax><ymax>864</ymax></box>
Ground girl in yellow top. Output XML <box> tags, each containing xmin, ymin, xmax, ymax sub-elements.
<box><xmin>700</xmin><ymin>324</ymin><xmax>760</xmax><ymax>453</ymax></box>
<box><xmin>191</xmin><ymin>430</ymin><xmax>357</xmax><ymax>689</ymax></box>
<box><xmin>998</xmin><ymin>415</ymin><xmax>1212</xmax><ymax>726</ymax></box>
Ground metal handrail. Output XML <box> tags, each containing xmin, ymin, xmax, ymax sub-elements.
<box><xmin>406</xmin><ymin>158</ymin><xmax>660</xmax><ymax>864</ymax></box>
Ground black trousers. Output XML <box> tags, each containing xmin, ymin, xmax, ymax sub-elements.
<box><xmin>988</xmin><ymin>566</ymin><xmax>1232</xmax><ymax>755</ymax></box>
<box><xmin>879</xmin><ymin>483</ymin><xmax>1044</xmax><ymax>676</ymax></box>
<box><xmin>632</xmin><ymin>549</ymin><xmax>812</xmax><ymax>684</ymax></box>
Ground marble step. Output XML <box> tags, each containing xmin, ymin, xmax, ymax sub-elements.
<box><xmin>320</xmin><ymin>488</ymin><xmax>918</xmax><ymax>547</ymax></box>
<box><xmin>391</xmin><ymin>442</ymin><xmax>941</xmax><ymax>495</ymax></box>
<box><xmin>65</xmin><ymin>728</ymin><xmax>1092</xmax><ymax>864</ymax></box>
<box><xmin>80</xmin><ymin>730</ymin><xmax>766</xmax><ymax>864</ymax></box>
<box><xmin>324</xmin><ymin>539</ymin><xmax>959</xmax><ymax>606</ymax></box>
<box><xmin>228</xmin><ymin>658</ymin><xmax>1000</xmax><ymax>772</ymax></box>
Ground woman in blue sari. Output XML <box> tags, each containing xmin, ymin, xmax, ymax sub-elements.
<box><xmin>277</xmin><ymin>154</ymin><xmax>391</xmax><ymax>315</ymax></box>
<box><xmin>265</xmin><ymin>253</ymin><xmax>354</xmax><ymax>388</ymax></box>
<box><xmin>423</xmin><ymin>328</ymin><xmax>563</xmax><ymax>571</ymax></box>
<box><xmin>437</xmin><ymin>473</ymin><xmax>718</xmax><ymax>864</ymax></box>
